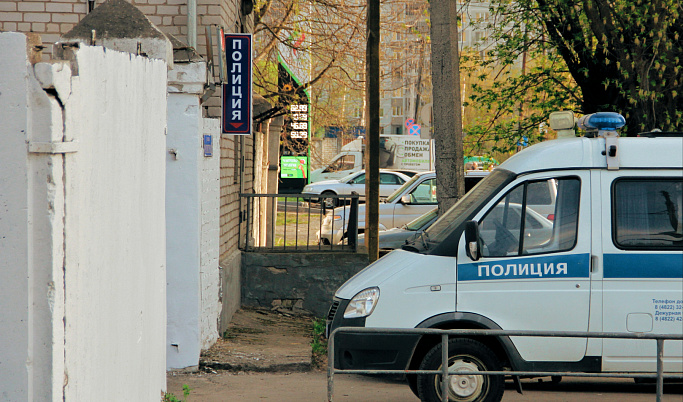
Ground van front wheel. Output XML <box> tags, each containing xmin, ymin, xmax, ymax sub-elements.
<box><xmin>417</xmin><ymin>338</ymin><xmax>504</xmax><ymax>402</ymax></box>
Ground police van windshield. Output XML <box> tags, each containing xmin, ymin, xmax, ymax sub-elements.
<box><xmin>425</xmin><ymin>169</ymin><xmax>515</xmax><ymax>244</ymax></box>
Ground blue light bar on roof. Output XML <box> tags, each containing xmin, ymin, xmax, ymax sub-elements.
<box><xmin>577</xmin><ymin>112</ymin><xmax>626</xmax><ymax>131</ymax></box>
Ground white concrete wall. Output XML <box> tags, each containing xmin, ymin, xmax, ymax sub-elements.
<box><xmin>200</xmin><ymin>118</ymin><xmax>221</xmax><ymax>351</ymax></box>
<box><xmin>0</xmin><ymin>33</ymin><xmax>168</xmax><ymax>400</ymax></box>
<box><xmin>62</xmin><ymin>45</ymin><xmax>168</xmax><ymax>401</ymax></box>
<box><xmin>166</xmin><ymin>90</ymin><xmax>202</xmax><ymax>369</ymax></box>
<box><xmin>1</xmin><ymin>32</ymin><xmax>72</xmax><ymax>401</ymax></box>
<box><xmin>0</xmin><ymin>32</ymin><xmax>35</xmax><ymax>402</ymax></box>
<box><xmin>166</xmin><ymin>62</ymin><xmax>221</xmax><ymax>370</ymax></box>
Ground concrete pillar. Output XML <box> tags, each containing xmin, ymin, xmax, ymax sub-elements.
<box><xmin>166</xmin><ymin>56</ymin><xmax>220</xmax><ymax>370</ymax></box>
<box><xmin>265</xmin><ymin>115</ymin><xmax>284</xmax><ymax>247</ymax></box>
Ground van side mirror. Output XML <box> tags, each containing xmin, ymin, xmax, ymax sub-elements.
<box><xmin>400</xmin><ymin>195</ymin><xmax>411</xmax><ymax>204</ymax></box>
<box><xmin>464</xmin><ymin>220</ymin><xmax>481</xmax><ymax>261</ymax></box>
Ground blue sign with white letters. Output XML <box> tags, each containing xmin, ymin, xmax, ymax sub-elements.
<box><xmin>458</xmin><ymin>253</ymin><xmax>590</xmax><ymax>281</ymax></box>
<box><xmin>222</xmin><ymin>33</ymin><xmax>252</xmax><ymax>135</ymax></box>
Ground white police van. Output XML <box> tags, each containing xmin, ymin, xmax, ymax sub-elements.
<box><xmin>326</xmin><ymin>112</ymin><xmax>683</xmax><ymax>402</ymax></box>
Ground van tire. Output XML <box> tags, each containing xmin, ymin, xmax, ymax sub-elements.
<box><xmin>417</xmin><ymin>338</ymin><xmax>504</xmax><ymax>402</ymax></box>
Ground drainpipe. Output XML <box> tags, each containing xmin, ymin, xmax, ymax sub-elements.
<box><xmin>187</xmin><ymin>0</ymin><xmax>197</xmax><ymax>48</ymax></box>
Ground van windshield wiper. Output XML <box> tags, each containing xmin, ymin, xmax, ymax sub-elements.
<box><xmin>402</xmin><ymin>230</ymin><xmax>430</xmax><ymax>252</ymax></box>
<box><xmin>419</xmin><ymin>230</ymin><xmax>430</xmax><ymax>250</ymax></box>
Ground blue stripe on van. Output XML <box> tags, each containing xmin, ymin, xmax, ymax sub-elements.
<box><xmin>458</xmin><ymin>253</ymin><xmax>590</xmax><ymax>281</ymax></box>
<box><xmin>603</xmin><ymin>254</ymin><xmax>683</xmax><ymax>279</ymax></box>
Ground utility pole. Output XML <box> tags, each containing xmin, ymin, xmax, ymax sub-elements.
<box><xmin>413</xmin><ymin>39</ymin><xmax>425</xmax><ymax>121</ymax></box>
<box><xmin>429</xmin><ymin>0</ymin><xmax>464</xmax><ymax>214</ymax></box>
<box><xmin>365</xmin><ymin>0</ymin><xmax>380</xmax><ymax>262</ymax></box>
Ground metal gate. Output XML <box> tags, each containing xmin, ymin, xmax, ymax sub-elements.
<box><xmin>327</xmin><ymin>327</ymin><xmax>683</xmax><ymax>402</ymax></box>
<box><xmin>240</xmin><ymin>193</ymin><xmax>359</xmax><ymax>252</ymax></box>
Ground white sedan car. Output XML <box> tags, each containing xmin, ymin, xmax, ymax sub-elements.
<box><xmin>302</xmin><ymin>169</ymin><xmax>410</xmax><ymax>208</ymax></box>
<box><xmin>317</xmin><ymin>170</ymin><xmax>490</xmax><ymax>245</ymax></box>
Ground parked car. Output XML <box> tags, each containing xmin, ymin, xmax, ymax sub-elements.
<box><xmin>358</xmin><ymin>207</ymin><xmax>439</xmax><ymax>250</ymax></box>
<box><xmin>317</xmin><ymin>170</ymin><xmax>490</xmax><ymax>245</ymax></box>
<box><xmin>302</xmin><ymin>169</ymin><xmax>409</xmax><ymax>208</ymax></box>
<box><xmin>389</xmin><ymin>169</ymin><xmax>421</xmax><ymax>178</ymax></box>
<box><xmin>357</xmin><ymin>200</ymin><xmax>553</xmax><ymax>254</ymax></box>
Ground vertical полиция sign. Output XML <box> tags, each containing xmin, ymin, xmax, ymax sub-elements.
<box><xmin>222</xmin><ymin>34</ymin><xmax>252</xmax><ymax>135</ymax></box>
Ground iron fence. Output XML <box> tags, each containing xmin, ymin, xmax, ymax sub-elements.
<box><xmin>239</xmin><ymin>193</ymin><xmax>359</xmax><ymax>252</ymax></box>
<box><xmin>327</xmin><ymin>327</ymin><xmax>683</xmax><ymax>402</ymax></box>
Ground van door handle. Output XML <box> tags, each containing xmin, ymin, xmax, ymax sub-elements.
<box><xmin>590</xmin><ymin>255</ymin><xmax>599</xmax><ymax>273</ymax></box>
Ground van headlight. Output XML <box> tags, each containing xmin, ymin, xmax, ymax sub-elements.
<box><xmin>343</xmin><ymin>287</ymin><xmax>380</xmax><ymax>319</ymax></box>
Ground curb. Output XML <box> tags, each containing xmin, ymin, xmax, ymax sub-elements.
<box><xmin>200</xmin><ymin>361</ymin><xmax>312</xmax><ymax>373</ymax></box>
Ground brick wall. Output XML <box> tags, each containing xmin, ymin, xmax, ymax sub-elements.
<box><xmin>0</xmin><ymin>0</ymin><xmax>247</xmax><ymax>117</ymax></box>
<box><xmin>218</xmin><ymin>134</ymin><xmax>254</xmax><ymax>260</ymax></box>
<box><xmin>218</xmin><ymin>132</ymin><xmax>254</xmax><ymax>332</ymax></box>
<box><xmin>0</xmin><ymin>1</ymin><xmax>84</xmax><ymax>50</ymax></box>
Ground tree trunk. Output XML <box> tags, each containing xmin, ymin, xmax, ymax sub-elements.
<box><xmin>429</xmin><ymin>0</ymin><xmax>464</xmax><ymax>215</ymax></box>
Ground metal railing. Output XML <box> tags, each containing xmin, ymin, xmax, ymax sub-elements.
<box><xmin>239</xmin><ymin>193</ymin><xmax>359</xmax><ymax>252</ymax></box>
<box><xmin>327</xmin><ymin>327</ymin><xmax>683</xmax><ymax>402</ymax></box>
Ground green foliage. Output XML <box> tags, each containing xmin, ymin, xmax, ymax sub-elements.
<box><xmin>462</xmin><ymin>49</ymin><xmax>578</xmax><ymax>154</ymax></box>
<box><xmin>253</xmin><ymin>59</ymin><xmax>279</xmax><ymax>99</ymax></box>
<box><xmin>310</xmin><ymin>317</ymin><xmax>327</xmax><ymax>356</ymax></box>
<box><xmin>163</xmin><ymin>385</ymin><xmax>191</xmax><ymax>402</ymax></box>
<box><xmin>466</xmin><ymin>0</ymin><xmax>682</xmax><ymax>140</ymax></box>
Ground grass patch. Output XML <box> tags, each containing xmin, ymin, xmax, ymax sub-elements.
<box><xmin>310</xmin><ymin>317</ymin><xmax>328</xmax><ymax>369</ymax></box>
<box><xmin>277</xmin><ymin>196</ymin><xmax>306</xmax><ymax>202</ymax></box>
<box><xmin>163</xmin><ymin>385</ymin><xmax>191</xmax><ymax>402</ymax></box>
<box><xmin>275</xmin><ymin>212</ymin><xmax>310</xmax><ymax>226</ymax></box>
<box><xmin>274</xmin><ymin>238</ymin><xmax>316</xmax><ymax>247</ymax></box>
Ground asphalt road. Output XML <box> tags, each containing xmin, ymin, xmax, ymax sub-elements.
<box><xmin>167</xmin><ymin>371</ymin><xmax>682</xmax><ymax>402</ymax></box>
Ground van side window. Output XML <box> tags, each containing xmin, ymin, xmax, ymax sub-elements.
<box><xmin>613</xmin><ymin>179</ymin><xmax>683</xmax><ymax>249</ymax></box>
<box><xmin>479</xmin><ymin>177</ymin><xmax>580</xmax><ymax>257</ymax></box>
<box><xmin>506</xmin><ymin>179</ymin><xmax>557</xmax><ymax>217</ymax></box>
